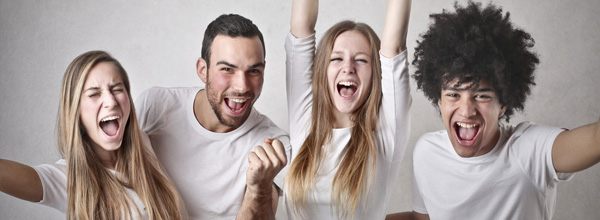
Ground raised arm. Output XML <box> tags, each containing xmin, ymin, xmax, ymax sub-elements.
<box><xmin>381</xmin><ymin>0</ymin><xmax>412</xmax><ymax>58</ymax></box>
<box><xmin>291</xmin><ymin>0</ymin><xmax>318</xmax><ymax>38</ymax></box>
<box><xmin>552</xmin><ymin>117</ymin><xmax>600</xmax><ymax>173</ymax></box>
<box><xmin>0</xmin><ymin>159</ymin><xmax>43</xmax><ymax>202</ymax></box>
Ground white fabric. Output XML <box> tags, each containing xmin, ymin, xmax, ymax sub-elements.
<box><xmin>412</xmin><ymin>121</ymin><xmax>574</xmax><ymax>220</ymax></box>
<box><xmin>34</xmin><ymin>160</ymin><xmax>149</xmax><ymax>220</ymax></box>
<box><xmin>283</xmin><ymin>32</ymin><xmax>411</xmax><ymax>219</ymax></box>
<box><xmin>135</xmin><ymin>87</ymin><xmax>291</xmax><ymax>220</ymax></box>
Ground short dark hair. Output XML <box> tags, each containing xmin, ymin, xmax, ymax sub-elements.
<box><xmin>201</xmin><ymin>14</ymin><xmax>266</xmax><ymax>68</ymax></box>
<box><xmin>413</xmin><ymin>1</ymin><xmax>539</xmax><ymax>121</ymax></box>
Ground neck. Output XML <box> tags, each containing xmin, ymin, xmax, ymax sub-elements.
<box><xmin>331</xmin><ymin>110</ymin><xmax>354</xmax><ymax>128</ymax></box>
<box><xmin>92</xmin><ymin>144</ymin><xmax>117</xmax><ymax>169</ymax></box>
<box><xmin>194</xmin><ymin>89</ymin><xmax>234</xmax><ymax>133</ymax></box>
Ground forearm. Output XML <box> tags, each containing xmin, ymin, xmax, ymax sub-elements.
<box><xmin>0</xmin><ymin>159</ymin><xmax>43</xmax><ymax>202</ymax></box>
<box><xmin>236</xmin><ymin>186</ymin><xmax>275</xmax><ymax>220</ymax></box>
<box><xmin>381</xmin><ymin>0</ymin><xmax>412</xmax><ymax>57</ymax></box>
<box><xmin>291</xmin><ymin>0</ymin><xmax>318</xmax><ymax>38</ymax></box>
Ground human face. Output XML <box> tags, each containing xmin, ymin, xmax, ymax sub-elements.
<box><xmin>327</xmin><ymin>30</ymin><xmax>373</xmax><ymax>125</ymax></box>
<box><xmin>79</xmin><ymin>62</ymin><xmax>130</xmax><ymax>162</ymax></box>
<box><xmin>438</xmin><ymin>78</ymin><xmax>506</xmax><ymax>157</ymax></box>
<box><xmin>201</xmin><ymin>35</ymin><xmax>265</xmax><ymax>129</ymax></box>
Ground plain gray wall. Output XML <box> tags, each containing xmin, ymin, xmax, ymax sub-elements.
<box><xmin>1</xmin><ymin>0</ymin><xmax>598</xmax><ymax>219</ymax></box>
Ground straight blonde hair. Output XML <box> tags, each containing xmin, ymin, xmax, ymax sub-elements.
<box><xmin>57</xmin><ymin>51</ymin><xmax>184</xmax><ymax>219</ymax></box>
<box><xmin>285</xmin><ymin>21</ymin><xmax>383</xmax><ymax>219</ymax></box>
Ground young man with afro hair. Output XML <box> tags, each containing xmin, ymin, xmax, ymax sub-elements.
<box><xmin>387</xmin><ymin>1</ymin><xmax>600</xmax><ymax>219</ymax></box>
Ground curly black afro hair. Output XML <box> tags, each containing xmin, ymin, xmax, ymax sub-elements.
<box><xmin>413</xmin><ymin>1</ymin><xmax>539</xmax><ymax>121</ymax></box>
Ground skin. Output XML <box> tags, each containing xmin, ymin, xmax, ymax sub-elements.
<box><xmin>0</xmin><ymin>62</ymin><xmax>130</xmax><ymax>203</ymax></box>
<box><xmin>328</xmin><ymin>30</ymin><xmax>373</xmax><ymax>128</ymax></box>
<box><xmin>438</xmin><ymin>78</ymin><xmax>506</xmax><ymax>157</ymax></box>
<box><xmin>195</xmin><ymin>34</ymin><xmax>286</xmax><ymax>219</ymax></box>
<box><xmin>80</xmin><ymin>62</ymin><xmax>130</xmax><ymax>168</ymax></box>
<box><xmin>195</xmin><ymin>35</ymin><xmax>265</xmax><ymax>133</ymax></box>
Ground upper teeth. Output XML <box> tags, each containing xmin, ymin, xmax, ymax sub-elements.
<box><xmin>338</xmin><ymin>81</ymin><xmax>357</xmax><ymax>86</ymax></box>
<box><xmin>230</xmin><ymin>98</ymin><xmax>246</xmax><ymax>103</ymax></box>
<box><xmin>457</xmin><ymin>122</ymin><xmax>478</xmax><ymax>128</ymax></box>
<box><xmin>101</xmin><ymin>116</ymin><xmax>119</xmax><ymax>122</ymax></box>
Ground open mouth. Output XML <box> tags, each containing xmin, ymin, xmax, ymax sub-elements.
<box><xmin>337</xmin><ymin>81</ymin><xmax>357</xmax><ymax>98</ymax></box>
<box><xmin>225</xmin><ymin>97</ymin><xmax>248</xmax><ymax>113</ymax></box>
<box><xmin>454</xmin><ymin>121</ymin><xmax>480</xmax><ymax>144</ymax></box>
<box><xmin>99</xmin><ymin>115</ymin><xmax>120</xmax><ymax>136</ymax></box>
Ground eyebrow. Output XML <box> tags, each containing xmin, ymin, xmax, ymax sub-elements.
<box><xmin>83</xmin><ymin>82</ymin><xmax>124</xmax><ymax>92</ymax></box>
<box><xmin>330</xmin><ymin>51</ymin><xmax>371</xmax><ymax>56</ymax></box>
<box><xmin>215</xmin><ymin>61</ymin><xmax>265</xmax><ymax>69</ymax></box>
<box><xmin>442</xmin><ymin>86</ymin><xmax>495</xmax><ymax>93</ymax></box>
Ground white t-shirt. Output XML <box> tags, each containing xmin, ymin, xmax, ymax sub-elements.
<box><xmin>34</xmin><ymin>160</ymin><xmax>149</xmax><ymax>219</ymax></box>
<box><xmin>284</xmin><ymin>32</ymin><xmax>411</xmax><ymax>219</ymax></box>
<box><xmin>412</xmin><ymin>121</ymin><xmax>574</xmax><ymax>220</ymax></box>
<box><xmin>135</xmin><ymin>87</ymin><xmax>291</xmax><ymax>220</ymax></box>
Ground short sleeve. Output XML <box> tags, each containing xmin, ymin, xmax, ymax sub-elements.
<box><xmin>33</xmin><ymin>160</ymin><xmax>68</xmax><ymax>213</ymax></box>
<box><xmin>510</xmin><ymin>122</ymin><xmax>574</xmax><ymax>192</ymax></box>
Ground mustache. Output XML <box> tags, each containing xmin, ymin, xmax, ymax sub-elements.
<box><xmin>223</xmin><ymin>92</ymin><xmax>253</xmax><ymax>98</ymax></box>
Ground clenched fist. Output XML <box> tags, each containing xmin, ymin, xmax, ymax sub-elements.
<box><xmin>246</xmin><ymin>138</ymin><xmax>288</xmax><ymax>192</ymax></box>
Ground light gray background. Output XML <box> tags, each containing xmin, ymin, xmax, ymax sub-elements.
<box><xmin>1</xmin><ymin>0</ymin><xmax>598</xmax><ymax>219</ymax></box>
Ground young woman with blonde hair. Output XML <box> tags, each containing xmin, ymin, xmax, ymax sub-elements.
<box><xmin>284</xmin><ymin>0</ymin><xmax>412</xmax><ymax>219</ymax></box>
<box><xmin>0</xmin><ymin>50</ymin><xmax>184</xmax><ymax>220</ymax></box>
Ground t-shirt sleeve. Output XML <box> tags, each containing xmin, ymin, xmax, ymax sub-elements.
<box><xmin>135</xmin><ymin>87</ymin><xmax>159</xmax><ymax>134</ymax></box>
<box><xmin>33</xmin><ymin>160</ymin><xmax>68</xmax><ymax>213</ymax></box>
<box><xmin>285</xmin><ymin>32</ymin><xmax>315</xmax><ymax>144</ymax></box>
<box><xmin>511</xmin><ymin>122</ymin><xmax>574</xmax><ymax>192</ymax></box>
<box><xmin>378</xmin><ymin>50</ymin><xmax>411</xmax><ymax>162</ymax></box>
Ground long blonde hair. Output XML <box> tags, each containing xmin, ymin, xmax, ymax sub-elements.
<box><xmin>57</xmin><ymin>51</ymin><xmax>184</xmax><ymax>219</ymax></box>
<box><xmin>285</xmin><ymin>21</ymin><xmax>382</xmax><ymax>219</ymax></box>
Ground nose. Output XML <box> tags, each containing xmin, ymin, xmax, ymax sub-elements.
<box><xmin>457</xmin><ymin>98</ymin><xmax>476</xmax><ymax>117</ymax></box>
<box><xmin>341</xmin><ymin>60</ymin><xmax>355</xmax><ymax>74</ymax></box>
<box><xmin>231</xmin><ymin>71</ymin><xmax>249</xmax><ymax>93</ymax></box>
<box><xmin>102</xmin><ymin>92</ymin><xmax>118</xmax><ymax>109</ymax></box>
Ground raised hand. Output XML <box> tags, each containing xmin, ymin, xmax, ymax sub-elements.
<box><xmin>236</xmin><ymin>138</ymin><xmax>288</xmax><ymax>220</ymax></box>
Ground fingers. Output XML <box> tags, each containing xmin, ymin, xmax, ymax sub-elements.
<box><xmin>255</xmin><ymin>141</ymin><xmax>285</xmax><ymax>169</ymax></box>
<box><xmin>270</xmin><ymin>139</ymin><xmax>288</xmax><ymax>165</ymax></box>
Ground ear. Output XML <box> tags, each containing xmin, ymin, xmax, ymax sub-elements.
<box><xmin>196</xmin><ymin>58</ymin><xmax>208</xmax><ymax>83</ymax></box>
<box><xmin>437</xmin><ymin>98</ymin><xmax>442</xmax><ymax>108</ymax></box>
<box><xmin>499</xmin><ymin>105</ymin><xmax>507</xmax><ymax>118</ymax></box>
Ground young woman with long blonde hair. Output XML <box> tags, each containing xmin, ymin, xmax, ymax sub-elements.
<box><xmin>284</xmin><ymin>0</ymin><xmax>412</xmax><ymax>219</ymax></box>
<box><xmin>0</xmin><ymin>50</ymin><xmax>184</xmax><ymax>220</ymax></box>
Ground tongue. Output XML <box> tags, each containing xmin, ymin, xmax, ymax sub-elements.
<box><xmin>339</xmin><ymin>87</ymin><xmax>355</xmax><ymax>97</ymax></box>
<box><xmin>227</xmin><ymin>99</ymin><xmax>244</xmax><ymax>112</ymax></box>
<box><xmin>100</xmin><ymin>120</ymin><xmax>119</xmax><ymax>136</ymax></box>
<box><xmin>458</xmin><ymin>126</ymin><xmax>477</xmax><ymax>140</ymax></box>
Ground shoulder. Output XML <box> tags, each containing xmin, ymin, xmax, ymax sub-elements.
<box><xmin>244</xmin><ymin>109</ymin><xmax>290</xmax><ymax>143</ymax></box>
<box><xmin>506</xmin><ymin>121</ymin><xmax>564</xmax><ymax>141</ymax></box>
<box><xmin>136</xmin><ymin>87</ymin><xmax>200</xmax><ymax>114</ymax></box>
<box><xmin>414</xmin><ymin>130</ymin><xmax>450</xmax><ymax>157</ymax></box>
<box><xmin>138</xmin><ymin>87</ymin><xmax>199</xmax><ymax>102</ymax></box>
<box><xmin>34</xmin><ymin>160</ymin><xmax>67</xmax><ymax>176</ymax></box>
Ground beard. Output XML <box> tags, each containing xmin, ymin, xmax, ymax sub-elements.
<box><xmin>205</xmin><ymin>81</ymin><xmax>254</xmax><ymax>129</ymax></box>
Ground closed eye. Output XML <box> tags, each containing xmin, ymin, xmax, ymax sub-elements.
<box><xmin>356</xmin><ymin>59</ymin><xmax>368</xmax><ymax>63</ymax></box>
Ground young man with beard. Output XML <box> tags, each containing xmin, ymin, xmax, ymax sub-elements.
<box><xmin>387</xmin><ymin>1</ymin><xmax>600</xmax><ymax>220</ymax></box>
<box><xmin>135</xmin><ymin>14</ymin><xmax>290</xmax><ymax>220</ymax></box>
